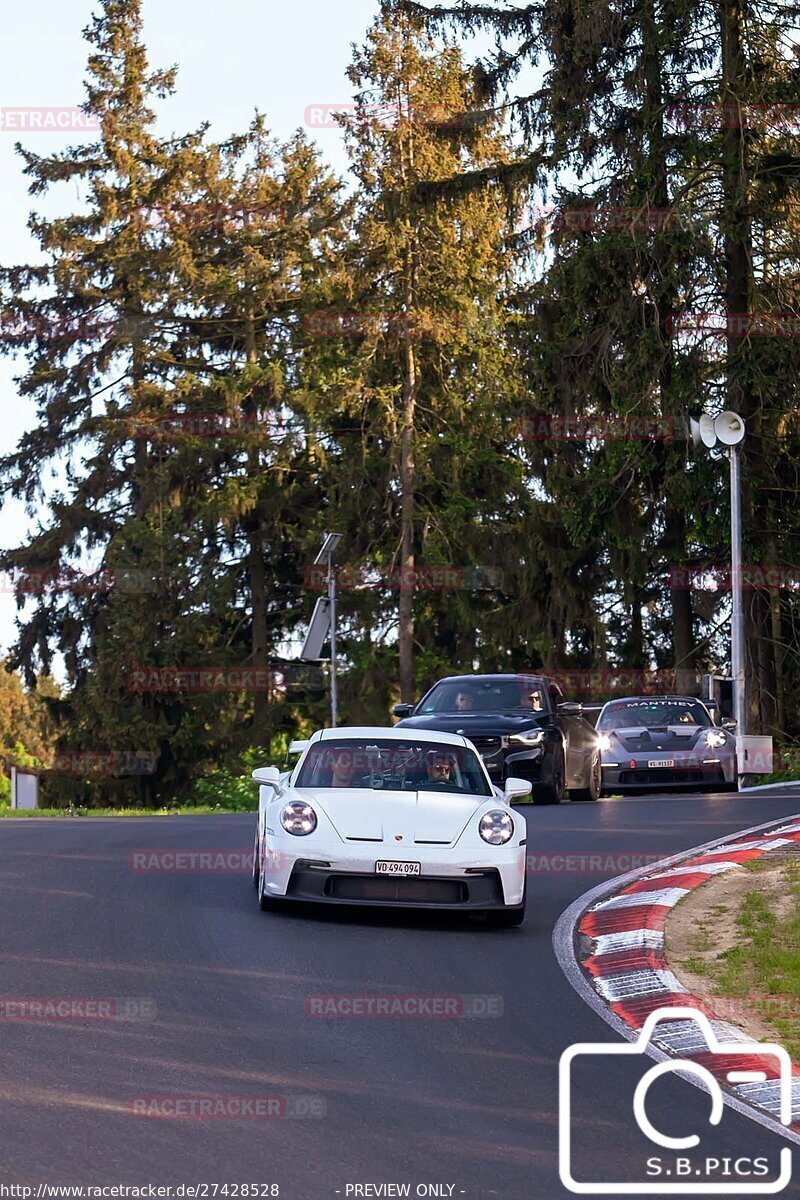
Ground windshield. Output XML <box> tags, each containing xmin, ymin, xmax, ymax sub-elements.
<box><xmin>418</xmin><ymin>677</ymin><xmax>547</xmax><ymax>714</ymax></box>
<box><xmin>598</xmin><ymin>699</ymin><xmax>713</xmax><ymax>730</ymax></box>
<box><xmin>295</xmin><ymin>738</ymin><xmax>493</xmax><ymax>796</ymax></box>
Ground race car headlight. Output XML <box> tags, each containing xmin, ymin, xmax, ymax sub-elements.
<box><xmin>597</xmin><ymin>733</ymin><xmax>612</xmax><ymax>751</ymax></box>
<box><xmin>705</xmin><ymin>730</ymin><xmax>727</xmax><ymax>749</ymax></box>
<box><xmin>509</xmin><ymin>729</ymin><xmax>546</xmax><ymax>747</ymax></box>
<box><xmin>479</xmin><ymin>810</ymin><xmax>514</xmax><ymax>845</ymax></box>
<box><xmin>280</xmin><ymin>801</ymin><xmax>317</xmax><ymax>836</ymax></box>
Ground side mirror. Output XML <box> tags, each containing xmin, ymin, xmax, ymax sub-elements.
<box><xmin>252</xmin><ymin>766</ymin><xmax>281</xmax><ymax>789</ymax></box>
<box><xmin>721</xmin><ymin>717</ymin><xmax>737</xmax><ymax>731</ymax></box>
<box><xmin>505</xmin><ymin>776</ymin><xmax>532</xmax><ymax>804</ymax></box>
<box><xmin>392</xmin><ymin>703</ymin><xmax>414</xmax><ymax>719</ymax></box>
<box><xmin>558</xmin><ymin>701</ymin><xmax>583</xmax><ymax>716</ymax></box>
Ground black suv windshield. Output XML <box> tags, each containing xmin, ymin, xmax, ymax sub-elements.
<box><xmin>296</xmin><ymin>738</ymin><xmax>492</xmax><ymax>796</ymax></box>
<box><xmin>418</xmin><ymin>677</ymin><xmax>547</xmax><ymax>715</ymax></box>
<box><xmin>598</xmin><ymin>699</ymin><xmax>712</xmax><ymax>730</ymax></box>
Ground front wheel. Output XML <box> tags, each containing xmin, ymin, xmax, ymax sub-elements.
<box><xmin>571</xmin><ymin>753</ymin><xmax>601</xmax><ymax>802</ymax></box>
<box><xmin>251</xmin><ymin>828</ymin><xmax>260</xmax><ymax>888</ymax></box>
<box><xmin>532</xmin><ymin>750</ymin><xmax>565</xmax><ymax>805</ymax></box>
<box><xmin>487</xmin><ymin>883</ymin><xmax>526</xmax><ymax>927</ymax></box>
<box><xmin>257</xmin><ymin>854</ymin><xmax>283</xmax><ymax>912</ymax></box>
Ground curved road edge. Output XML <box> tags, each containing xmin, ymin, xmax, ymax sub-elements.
<box><xmin>552</xmin><ymin>795</ymin><xmax>800</xmax><ymax>1148</ymax></box>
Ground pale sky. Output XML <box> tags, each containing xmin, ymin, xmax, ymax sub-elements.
<box><xmin>0</xmin><ymin>0</ymin><xmax>383</xmax><ymax>653</ymax></box>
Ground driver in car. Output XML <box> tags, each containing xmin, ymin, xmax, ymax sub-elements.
<box><xmin>424</xmin><ymin>752</ymin><xmax>455</xmax><ymax>788</ymax></box>
<box><xmin>454</xmin><ymin>691</ymin><xmax>474</xmax><ymax>711</ymax></box>
<box><xmin>330</xmin><ymin>750</ymin><xmax>357</xmax><ymax>787</ymax></box>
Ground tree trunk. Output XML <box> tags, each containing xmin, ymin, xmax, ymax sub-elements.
<box><xmin>244</xmin><ymin>294</ymin><xmax>270</xmax><ymax>742</ymax></box>
<box><xmin>398</xmin><ymin>71</ymin><xmax>418</xmax><ymax>705</ymax></box>
<box><xmin>642</xmin><ymin>0</ymin><xmax>694</xmax><ymax>676</ymax></box>
<box><xmin>719</xmin><ymin>0</ymin><xmax>778</xmax><ymax>731</ymax></box>
<box><xmin>398</xmin><ymin>276</ymin><xmax>417</xmax><ymax>704</ymax></box>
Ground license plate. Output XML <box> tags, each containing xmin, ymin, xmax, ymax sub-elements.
<box><xmin>647</xmin><ymin>758</ymin><xmax>675</xmax><ymax>768</ymax></box>
<box><xmin>375</xmin><ymin>860</ymin><xmax>421</xmax><ymax>876</ymax></box>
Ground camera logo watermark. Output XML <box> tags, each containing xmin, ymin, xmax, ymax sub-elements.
<box><xmin>559</xmin><ymin>1007</ymin><xmax>792</xmax><ymax>1193</ymax></box>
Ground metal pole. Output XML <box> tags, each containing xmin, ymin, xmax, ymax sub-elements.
<box><xmin>328</xmin><ymin>552</ymin><xmax>337</xmax><ymax>727</ymax></box>
<box><xmin>729</xmin><ymin>445</ymin><xmax>746</xmax><ymax>735</ymax></box>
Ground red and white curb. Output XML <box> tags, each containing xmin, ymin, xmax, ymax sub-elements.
<box><xmin>553</xmin><ymin>812</ymin><xmax>800</xmax><ymax>1145</ymax></box>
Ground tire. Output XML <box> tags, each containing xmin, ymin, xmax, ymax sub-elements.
<box><xmin>571</xmin><ymin>753</ymin><xmax>601</xmax><ymax>802</ymax></box>
<box><xmin>487</xmin><ymin>881</ymin><xmax>526</xmax><ymax>927</ymax></box>
<box><xmin>251</xmin><ymin>828</ymin><xmax>260</xmax><ymax>888</ymax></box>
<box><xmin>532</xmin><ymin>749</ymin><xmax>565</xmax><ymax>805</ymax></box>
<box><xmin>257</xmin><ymin>856</ymin><xmax>282</xmax><ymax>912</ymax></box>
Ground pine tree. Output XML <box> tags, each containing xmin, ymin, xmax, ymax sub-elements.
<box><xmin>322</xmin><ymin>1</ymin><xmax>524</xmax><ymax>704</ymax></box>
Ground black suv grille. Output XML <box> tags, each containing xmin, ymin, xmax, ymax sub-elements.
<box><xmin>470</xmin><ymin>736</ymin><xmax>502</xmax><ymax>753</ymax></box>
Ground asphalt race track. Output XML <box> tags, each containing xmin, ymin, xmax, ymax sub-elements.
<box><xmin>3</xmin><ymin>791</ymin><xmax>800</xmax><ymax>1198</ymax></box>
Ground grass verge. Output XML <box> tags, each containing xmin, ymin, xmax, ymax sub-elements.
<box><xmin>668</xmin><ymin>856</ymin><xmax>800</xmax><ymax>1060</ymax></box>
<box><xmin>0</xmin><ymin>805</ymin><xmax>243</xmax><ymax>817</ymax></box>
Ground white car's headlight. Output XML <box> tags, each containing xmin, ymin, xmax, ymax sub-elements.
<box><xmin>705</xmin><ymin>730</ymin><xmax>727</xmax><ymax>749</ymax></box>
<box><xmin>597</xmin><ymin>733</ymin><xmax>612</xmax><ymax>751</ymax></box>
<box><xmin>479</xmin><ymin>810</ymin><xmax>514</xmax><ymax>845</ymax></box>
<box><xmin>509</xmin><ymin>729</ymin><xmax>546</xmax><ymax>746</ymax></box>
<box><xmin>280</xmin><ymin>801</ymin><xmax>317</xmax><ymax>836</ymax></box>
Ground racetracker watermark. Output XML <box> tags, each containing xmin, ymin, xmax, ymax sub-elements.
<box><xmin>526</xmin><ymin>853</ymin><xmax>668</xmax><ymax>875</ymax></box>
<box><xmin>666</xmin><ymin>102</ymin><xmax>800</xmax><ymax>131</ymax></box>
<box><xmin>0</xmin><ymin>107</ymin><xmax>101</xmax><ymax>133</ymax></box>
<box><xmin>0</xmin><ymin>567</ymin><xmax>116</xmax><ymax>596</ymax></box>
<box><xmin>133</xmin><ymin>200</ymin><xmax>289</xmax><ymax>233</ymax></box>
<box><xmin>0</xmin><ymin>997</ymin><xmax>156</xmax><ymax>1022</ymax></box>
<box><xmin>304</xmin><ymin>311</ymin><xmax>467</xmax><ymax>340</ymax></box>
<box><xmin>514</xmin><ymin>414</ymin><xmax>676</xmax><ymax>441</ymax></box>
<box><xmin>544</xmin><ymin>668</ymin><xmax>677</xmax><ymax>694</ymax></box>
<box><xmin>669</xmin><ymin>313</ymin><xmax>800</xmax><ymax>336</ymax></box>
<box><xmin>129</xmin><ymin>667</ymin><xmax>275</xmax><ymax>693</ymax></box>
<box><xmin>129</xmin><ymin>849</ymin><xmax>292</xmax><ymax>873</ymax></box>
<box><xmin>670</xmin><ymin>564</ymin><xmax>800</xmax><ymax>590</ymax></box>
<box><xmin>303</xmin><ymin>101</ymin><xmax>483</xmax><ymax>130</ymax></box>
<box><xmin>304</xmin><ymin>994</ymin><xmax>503</xmax><ymax>1017</ymax></box>
<box><xmin>31</xmin><ymin>750</ymin><xmax>158</xmax><ymax>777</ymax></box>
<box><xmin>519</xmin><ymin>205</ymin><xmax>691</xmax><ymax>234</ymax></box>
<box><xmin>711</xmin><ymin>994</ymin><xmax>800</xmax><ymax>1022</ymax></box>
<box><xmin>125</xmin><ymin>412</ymin><xmax>278</xmax><ymax>441</ymax></box>
<box><xmin>130</xmin><ymin>1095</ymin><xmax>325</xmax><ymax>1120</ymax></box>
<box><xmin>302</xmin><ymin>564</ymin><xmax>503</xmax><ymax>591</ymax></box>
<box><xmin>0</xmin><ymin>566</ymin><xmax>154</xmax><ymax>595</ymax></box>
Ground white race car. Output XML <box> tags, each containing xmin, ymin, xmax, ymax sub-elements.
<box><xmin>251</xmin><ymin>726</ymin><xmax>530</xmax><ymax>926</ymax></box>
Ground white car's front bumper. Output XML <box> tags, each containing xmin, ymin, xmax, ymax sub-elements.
<box><xmin>260</xmin><ymin>838</ymin><xmax>526</xmax><ymax>908</ymax></box>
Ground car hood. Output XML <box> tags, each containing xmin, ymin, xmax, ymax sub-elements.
<box><xmin>396</xmin><ymin>712</ymin><xmax>548</xmax><ymax>738</ymax></box>
<box><xmin>288</xmin><ymin>787</ymin><xmax>488</xmax><ymax>845</ymax></box>
<box><xmin>604</xmin><ymin>725</ymin><xmax>720</xmax><ymax>752</ymax></box>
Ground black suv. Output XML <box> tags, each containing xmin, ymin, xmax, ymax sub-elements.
<box><xmin>393</xmin><ymin>673</ymin><xmax>601</xmax><ymax>804</ymax></box>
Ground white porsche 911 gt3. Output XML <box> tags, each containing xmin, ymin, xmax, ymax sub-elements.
<box><xmin>251</xmin><ymin>726</ymin><xmax>530</xmax><ymax>926</ymax></box>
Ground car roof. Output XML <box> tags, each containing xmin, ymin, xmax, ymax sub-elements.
<box><xmin>600</xmin><ymin>695</ymin><xmax>707</xmax><ymax>704</ymax></box>
<box><xmin>428</xmin><ymin>673</ymin><xmax>547</xmax><ymax>684</ymax></box>
<box><xmin>311</xmin><ymin>725</ymin><xmax>469</xmax><ymax>747</ymax></box>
